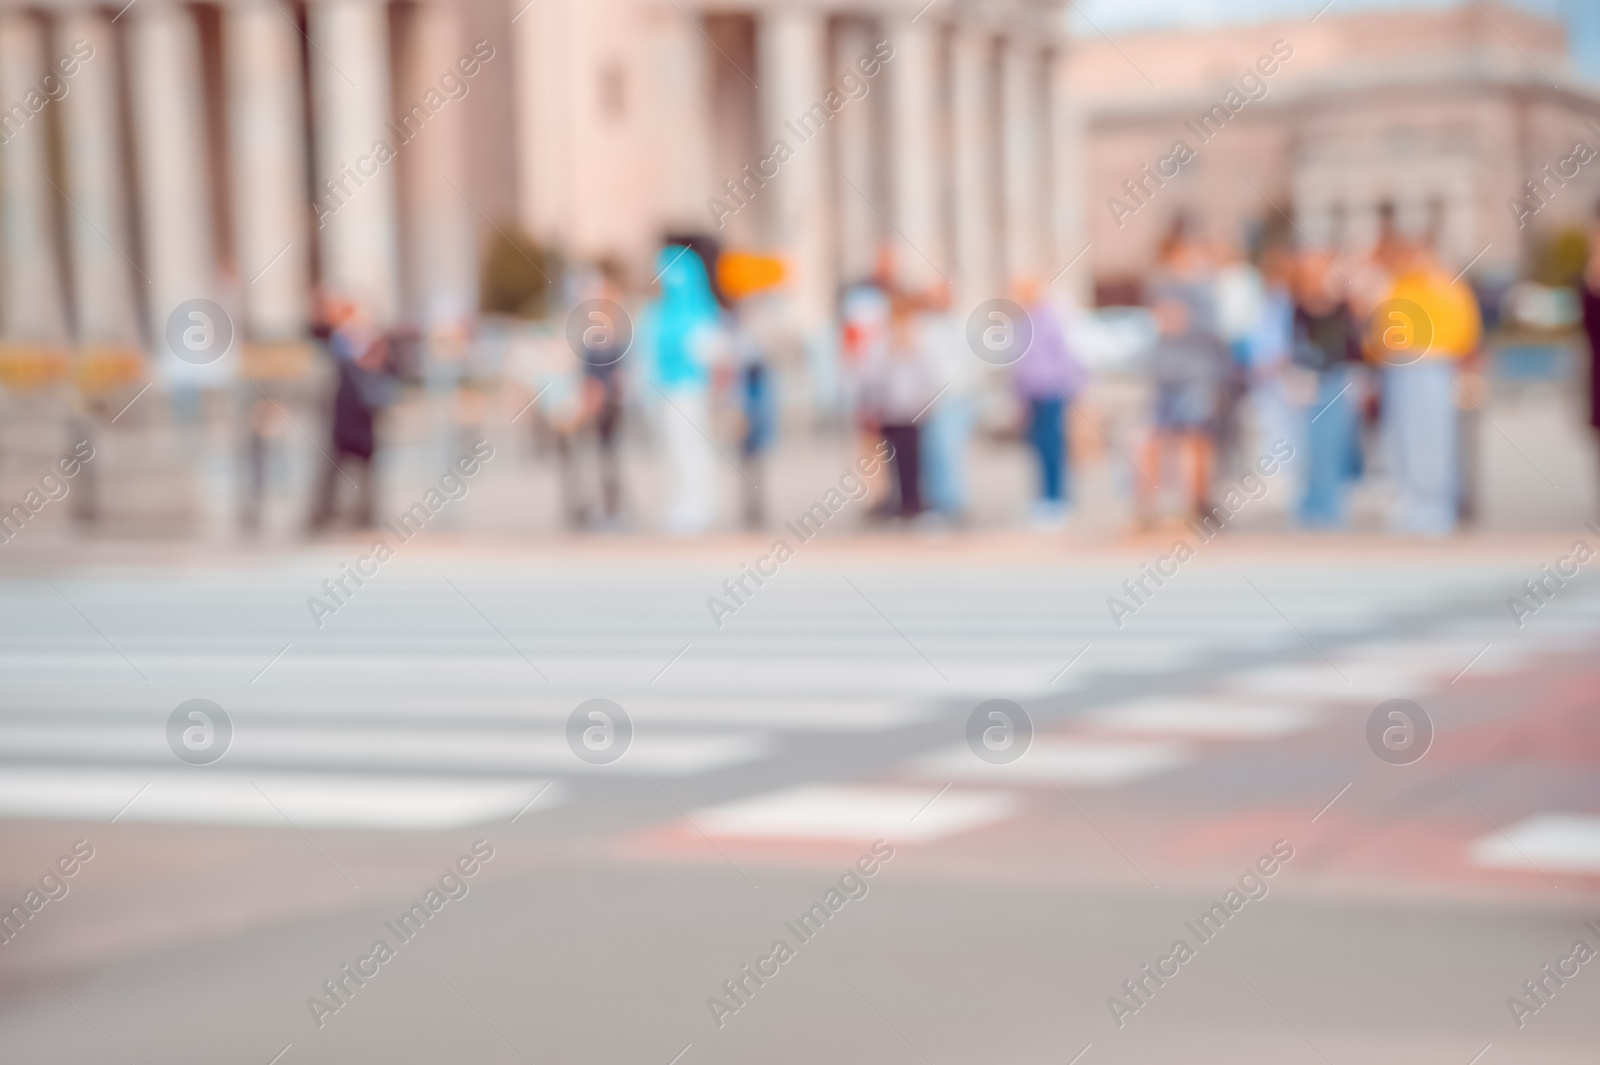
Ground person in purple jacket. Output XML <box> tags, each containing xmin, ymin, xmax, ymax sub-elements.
<box><xmin>1011</xmin><ymin>279</ymin><xmax>1088</xmax><ymax>530</ymax></box>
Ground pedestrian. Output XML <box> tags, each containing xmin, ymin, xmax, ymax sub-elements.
<box><xmin>544</xmin><ymin>327</ymin><xmax>594</xmax><ymax>531</ymax></box>
<box><xmin>239</xmin><ymin>392</ymin><xmax>281</xmax><ymax>535</ymax></box>
<box><xmin>1137</xmin><ymin>216</ymin><xmax>1230</xmax><ymax>526</ymax></box>
<box><xmin>1011</xmin><ymin>277</ymin><xmax>1088</xmax><ymax>529</ymax></box>
<box><xmin>839</xmin><ymin>273</ymin><xmax>893</xmax><ymax>511</ymax></box>
<box><xmin>1581</xmin><ymin>202</ymin><xmax>1600</xmax><ymax>510</ymax></box>
<box><xmin>308</xmin><ymin>293</ymin><xmax>392</xmax><ymax>533</ymax></box>
<box><xmin>1369</xmin><ymin>240</ymin><xmax>1482</xmax><ymax>535</ymax></box>
<box><xmin>719</xmin><ymin>251</ymin><xmax>789</xmax><ymax>529</ymax></box>
<box><xmin>641</xmin><ymin>243</ymin><xmax>726</xmax><ymax>535</ymax></box>
<box><xmin>574</xmin><ymin>258</ymin><xmax>630</xmax><ymax>530</ymax></box>
<box><xmin>862</xmin><ymin>292</ymin><xmax>940</xmax><ymax>519</ymax></box>
<box><xmin>1241</xmin><ymin>246</ymin><xmax>1300</xmax><ymax>495</ymax></box>
<box><xmin>917</xmin><ymin>284</ymin><xmax>975</xmax><ymax>524</ymax></box>
<box><xmin>1290</xmin><ymin>251</ymin><xmax>1361</xmax><ymax>528</ymax></box>
<box><xmin>1213</xmin><ymin>243</ymin><xmax>1262</xmax><ymax>477</ymax></box>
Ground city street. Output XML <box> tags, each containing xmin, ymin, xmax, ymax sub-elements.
<box><xmin>0</xmin><ymin>540</ymin><xmax>1596</xmax><ymax>1064</ymax></box>
<box><xmin>5</xmin><ymin>0</ymin><xmax>1600</xmax><ymax>1061</ymax></box>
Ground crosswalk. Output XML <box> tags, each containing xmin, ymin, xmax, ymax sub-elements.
<box><xmin>914</xmin><ymin>738</ymin><xmax>1191</xmax><ymax>786</ymax></box>
<box><xmin>1080</xmin><ymin>698</ymin><xmax>1319</xmax><ymax>737</ymax></box>
<box><xmin>693</xmin><ymin>784</ymin><xmax>1019</xmax><ymax>844</ymax></box>
<box><xmin>3</xmin><ymin>555</ymin><xmax>1599</xmax><ymax>875</ymax></box>
<box><xmin>0</xmin><ymin>767</ymin><xmax>560</xmax><ymax>829</ymax></box>
<box><xmin>1472</xmin><ymin>814</ymin><xmax>1600</xmax><ymax>874</ymax></box>
<box><xmin>679</xmin><ymin>627</ymin><xmax>1590</xmax><ymax>849</ymax></box>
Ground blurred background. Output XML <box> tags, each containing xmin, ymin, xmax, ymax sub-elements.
<box><xmin>0</xmin><ymin>0</ymin><xmax>1598</xmax><ymax>538</ymax></box>
<box><xmin>1</xmin><ymin>0</ymin><xmax>1598</xmax><ymax>1062</ymax></box>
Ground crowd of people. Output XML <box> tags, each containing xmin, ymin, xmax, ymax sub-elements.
<box><xmin>613</xmin><ymin>240</ymin><xmax>1090</xmax><ymax>536</ymax></box>
<box><xmin>299</xmin><ymin>204</ymin><xmax>1507</xmax><ymax>540</ymax></box>
<box><xmin>830</xmin><ymin>270</ymin><xmax>1087</xmax><ymax>531</ymax></box>
<box><xmin>1138</xmin><ymin>204</ymin><xmax>1486</xmax><ymax>537</ymax></box>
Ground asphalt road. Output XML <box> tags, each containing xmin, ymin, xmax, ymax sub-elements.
<box><xmin>1</xmin><ymin>545</ymin><xmax>1597</xmax><ymax>1064</ymax></box>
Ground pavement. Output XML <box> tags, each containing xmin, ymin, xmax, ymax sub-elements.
<box><xmin>0</xmin><ymin>539</ymin><xmax>1597</xmax><ymax>1063</ymax></box>
<box><xmin>8</xmin><ymin>358</ymin><xmax>1593</xmax><ymax>548</ymax></box>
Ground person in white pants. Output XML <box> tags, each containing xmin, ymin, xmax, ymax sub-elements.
<box><xmin>641</xmin><ymin>244</ymin><xmax>726</xmax><ymax>535</ymax></box>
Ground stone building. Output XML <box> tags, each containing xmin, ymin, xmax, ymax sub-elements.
<box><xmin>0</xmin><ymin>0</ymin><xmax>1084</xmax><ymax>383</ymax></box>
<box><xmin>1065</xmin><ymin>0</ymin><xmax>1600</xmax><ymax>297</ymax></box>
<box><xmin>515</xmin><ymin>0</ymin><xmax>1084</xmax><ymax>329</ymax></box>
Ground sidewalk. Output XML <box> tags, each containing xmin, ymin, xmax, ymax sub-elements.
<box><xmin>3</xmin><ymin>370</ymin><xmax>1596</xmax><ymax>558</ymax></box>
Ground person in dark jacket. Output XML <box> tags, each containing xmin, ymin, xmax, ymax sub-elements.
<box><xmin>1582</xmin><ymin>205</ymin><xmax>1600</xmax><ymax>507</ymax></box>
<box><xmin>308</xmin><ymin>294</ymin><xmax>391</xmax><ymax>532</ymax></box>
<box><xmin>567</xmin><ymin>259</ymin><xmax>629</xmax><ymax>530</ymax></box>
<box><xmin>1291</xmin><ymin>252</ymin><xmax>1362</xmax><ymax>528</ymax></box>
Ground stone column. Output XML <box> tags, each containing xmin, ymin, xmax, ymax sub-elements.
<box><xmin>228</xmin><ymin>0</ymin><xmax>310</xmax><ymax>341</ymax></box>
<box><xmin>0</xmin><ymin>10</ymin><xmax>73</xmax><ymax>518</ymax></box>
<box><xmin>123</xmin><ymin>1</ymin><xmax>211</xmax><ymax>536</ymax></box>
<box><xmin>833</xmin><ymin>17</ymin><xmax>878</xmax><ymax>285</ymax></box>
<box><xmin>1047</xmin><ymin>46</ymin><xmax>1089</xmax><ymax>302</ymax></box>
<box><xmin>951</xmin><ymin>26</ymin><xmax>997</xmax><ymax>307</ymax></box>
<box><xmin>1000</xmin><ymin>36</ymin><xmax>1043</xmax><ymax>287</ymax></box>
<box><xmin>759</xmin><ymin>8</ymin><xmax>831</xmax><ymax>332</ymax></box>
<box><xmin>129</xmin><ymin>1</ymin><xmax>219</xmax><ymax>378</ymax></box>
<box><xmin>397</xmin><ymin>1</ymin><xmax>476</xmax><ymax>333</ymax></box>
<box><xmin>511</xmin><ymin>0</ymin><xmax>570</xmax><ymax>249</ymax></box>
<box><xmin>309</xmin><ymin>0</ymin><xmax>401</xmax><ymax>326</ymax></box>
<box><xmin>0</xmin><ymin>12</ymin><xmax>69</xmax><ymax>344</ymax></box>
<box><xmin>650</xmin><ymin>2</ymin><xmax>713</xmax><ymax>233</ymax></box>
<box><xmin>886</xmin><ymin>15</ymin><xmax>942</xmax><ymax>291</ymax></box>
<box><xmin>57</xmin><ymin>11</ymin><xmax>140</xmax><ymax>347</ymax></box>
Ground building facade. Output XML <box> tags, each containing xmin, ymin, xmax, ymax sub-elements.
<box><xmin>515</xmin><ymin>0</ymin><xmax>1083</xmax><ymax>325</ymax></box>
<box><xmin>1065</xmin><ymin>1</ymin><xmax>1600</xmax><ymax>297</ymax></box>
<box><xmin>0</xmin><ymin>0</ymin><xmax>1082</xmax><ymax>392</ymax></box>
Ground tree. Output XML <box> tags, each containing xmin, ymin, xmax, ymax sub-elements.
<box><xmin>480</xmin><ymin>229</ymin><xmax>560</xmax><ymax>319</ymax></box>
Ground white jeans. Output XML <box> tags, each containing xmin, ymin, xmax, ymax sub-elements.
<box><xmin>659</xmin><ymin>385</ymin><xmax>715</xmax><ymax>534</ymax></box>
<box><xmin>1383</xmin><ymin>361</ymin><xmax>1458</xmax><ymax>536</ymax></box>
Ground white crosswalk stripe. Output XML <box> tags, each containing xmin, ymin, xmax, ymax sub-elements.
<box><xmin>0</xmin><ymin>768</ymin><xmax>561</xmax><ymax>830</ymax></box>
<box><xmin>0</xmin><ymin>723</ymin><xmax>772</xmax><ymax>776</ymax></box>
<box><xmin>693</xmin><ymin>784</ymin><xmax>1017</xmax><ymax>843</ymax></box>
<box><xmin>1470</xmin><ymin>814</ymin><xmax>1600</xmax><ymax>874</ymax></box>
<box><xmin>0</xmin><ymin>560</ymin><xmax>1581</xmax><ymax>831</ymax></box>
<box><xmin>1081</xmin><ymin>698</ymin><xmax>1321</xmax><ymax>738</ymax></box>
<box><xmin>912</xmin><ymin>739</ymin><xmax>1192</xmax><ymax>787</ymax></box>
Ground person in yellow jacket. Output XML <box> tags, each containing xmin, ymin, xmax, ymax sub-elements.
<box><xmin>1364</xmin><ymin>241</ymin><xmax>1482</xmax><ymax>535</ymax></box>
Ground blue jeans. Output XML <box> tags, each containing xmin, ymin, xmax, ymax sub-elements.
<box><xmin>921</xmin><ymin>394</ymin><xmax>973</xmax><ymax>516</ymax></box>
<box><xmin>1383</xmin><ymin>360</ymin><xmax>1458</xmax><ymax>535</ymax></box>
<box><xmin>1300</xmin><ymin>366</ymin><xmax>1357</xmax><ymax>528</ymax></box>
<box><xmin>740</xmin><ymin>363</ymin><xmax>774</xmax><ymax>457</ymax></box>
<box><xmin>1027</xmin><ymin>397</ymin><xmax>1068</xmax><ymax>503</ymax></box>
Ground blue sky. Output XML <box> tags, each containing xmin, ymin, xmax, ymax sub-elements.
<box><xmin>1067</xmin><ymin>0</ymin><xmax>1600</xmax><ymax>79</ymax></box>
